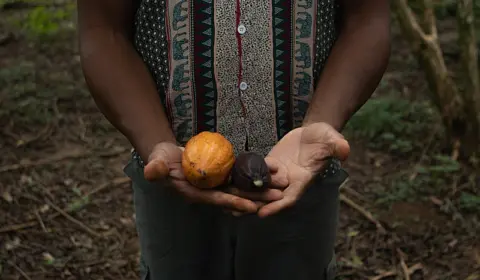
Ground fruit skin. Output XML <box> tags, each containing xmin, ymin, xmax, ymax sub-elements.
<box><xmin>182</xmin><ymin>131</ymin><xmax>235</xmax><ymax>189</ymax></box>
<box><xmin>231</xmin><ymin>152</ymin><xmax>271</xmax><ymax>192</ymax></box>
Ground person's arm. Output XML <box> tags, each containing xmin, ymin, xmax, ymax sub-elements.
<box><xmin>77</xmin><ymin>0</ymin><xmax>176</xmax><ymax>161</ymax></box>
<box><xmin>302</xmin><ymin>0</ymin><xmax>391</xmax><ymax>131</ymax></box>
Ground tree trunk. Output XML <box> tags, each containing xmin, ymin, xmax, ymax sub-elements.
<box><xmin>392</xmin><ymin>0</ymin><xmax>480</xmax><ymax>156</ymax></box>
<box><xmin>456</xmin><ymin>0</ymin><xmax>480</xmax><ymax>154</ymax></box>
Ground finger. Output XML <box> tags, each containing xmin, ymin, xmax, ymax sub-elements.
<box><xmin>231</xmin><ymin>211</ymin><xmax>245</xmax><ymax>217</ymax></box>
<box><xmin>265</xmin><ymin>156</ymin><xmax>280</xmax><ymax>173</ymax></box>
<box><xmin>222</xmin><ymin>208</ymin><xmax>246</xmax><ymax>217</ymax></box>
<box><xmin>270</xmin><ymin>173</ymin><xmax>289</xmax><ymax>189</ymax></box>
<box><xmin>144</xmin><ymin>159</ymin><xmax>169</xmax><ymax>181</ymax></box>
<box><xmin>257</xmin><ymin>196</ymin><xmax>296</xmax><ymax>218</ymax></box>
<box><xmin>224</xmin><ymin>201</ymin><xmax>266</xmax><ymax>217</ymax></box>
<box><xmin>265</xmin><ymin>156</ymin><xmax>289</xmax><ymax>189</ymax></box>
<box><xmin>257</xmin><ymin>183</ymin><xmax>303</xmax><ymax>218</ymax></box>
<box><xmin>173</xmin><ymin>180</ymin><xmax>258</xmax><ymax>213</ymax></box>
<box><xmin>144</xmin><ymin>144</ymin><xmax>182</xmax><ymax>181</ymax></box>
<box><xmin>334</xmin><ymin>138</ymin><xmax>350</xmax><ymax>161</ymax></box>
<box><xmin>254</xmin><ymin>201</ymin><xmax>266</xmax><ymax>208</ymax></box>
<box><xmin>228</xmin><ymin>187</ymin><xmax>283</xmax><ymax>202</ymax></box>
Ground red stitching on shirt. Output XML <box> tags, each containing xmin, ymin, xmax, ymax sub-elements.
<box><xmin>235</xmin><ymin>0</ymin><xmax>242</xmax><ymax>88</ymax></box>
<box><xmin>235</xmin><ymin>0</ymin><xmax>247</xmax><ymax>116</ymax></box>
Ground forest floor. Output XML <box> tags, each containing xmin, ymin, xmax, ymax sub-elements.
<box><xmin>0</xmin><ymin>4</ymin><xmax>479</xmax><ymax>280</ymax></box>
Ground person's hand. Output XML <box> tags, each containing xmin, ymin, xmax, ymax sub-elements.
<box><xmin>143</xmin><ymin>142</ymin><xmax>261</xmax><ymax>214</ymax></box>
<box><xmin>258</xmin><ymin>122</ymin><xmax>350</xmax><ymax>218</ymax></box>
<box><xmin>222</xmin><ymin>185</ymin><xmax>285</xmax><ymax>216</ymax></box>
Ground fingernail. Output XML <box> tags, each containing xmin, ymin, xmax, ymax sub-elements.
<box><xmin>257</xmin><ymin>211</ymin><xmax>269</xmax><ymax>219</ymax></box>
<box><xmin>232</xmin><ymin>211</ymin><xmax>244</xmax><ymax>217</ymax></box>
<box><xmin>246</xmin><ymin>204</ymin><xmax>258</xmax><ymax>213</ymax></box>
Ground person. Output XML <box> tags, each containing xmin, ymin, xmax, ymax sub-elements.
<box><xmin>77</xmin><ymin>0</ymin><xmax>390</xmax><ymax>279</ymax></box>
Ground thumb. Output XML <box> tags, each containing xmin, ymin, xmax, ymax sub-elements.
<box><xmin>144</xmin><ymin>158</ymin><xmax>169</xmax><ymax>181</ymax></box>
<box><xmin>144</xmin><ymin>146</ymin><xmax>173</xmax><ymax>181</ymax></box>
<box><xmin>334</xmin><ymin>138</ymin><xmax>350</xmax><ymax>161</ymax></box>
<box><xmin>264</xmin><ymin>156</ymin><xmax>289</xmax><ymax>189</ymax></box>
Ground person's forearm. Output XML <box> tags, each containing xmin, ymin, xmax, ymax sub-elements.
<box><xmin>303</xmin><ymin>2</ymin><xmax>391</xmax><ymax>131</ymax></box>
<box><xmin>79</xmin><ymin>29</ymin><xmax>176</xmax><ymax>161</ymax></box>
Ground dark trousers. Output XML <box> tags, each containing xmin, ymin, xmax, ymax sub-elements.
<box><xmin>124</xmin><ymin>158</ymin><xmax>348</xmax><ymax>280</ymax></box>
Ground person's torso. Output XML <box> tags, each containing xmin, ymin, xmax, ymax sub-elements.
<box><xmin>133</xmin><ymin>0</ymin><xmax>339</xmax><ymax>156</ymax></box>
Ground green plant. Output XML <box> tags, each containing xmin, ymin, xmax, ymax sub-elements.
<box><xmin>375</xmin><ymin>154</ymin><xmax>462</xmax><ymax>205</ymax></box>
<box><xmin>344</xmin><ymin>96</ymin><xmax>440</xmax><ymax>154</ymax></box>
<box><xmin>0</xmin><ymin>61</ymin><xmax>55</xmax><ymax>126</ymax></box>
<box><xmin>11</xmin><ymin>4</ymin><xmax>75</xmax><ymax>38</ymax></box>
<box><xmin>458</xmin><ymin>192</ymin><xmax>480</xmax><ymax>212</ymax></box>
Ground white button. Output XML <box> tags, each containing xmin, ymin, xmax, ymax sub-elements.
<box><xmin>239</xmin><ymin>82</ymin><xmax>248</xmax><ymax>90</ymax></box>
<box><xmin>237</xmin><ymin>24</ymin><xmax>246</xmax><ymax>35</ymax></box>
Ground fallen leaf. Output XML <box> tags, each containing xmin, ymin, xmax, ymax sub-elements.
<box><xmin>2</xmin><ymin>191</ymin><xmax>13</xmax><ymax>203</ymax></box>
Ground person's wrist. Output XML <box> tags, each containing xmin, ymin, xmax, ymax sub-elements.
<box><xmin>301</xmin><ymin>111</ymin><xmax>347</xmax><ymax>132</ymax></box>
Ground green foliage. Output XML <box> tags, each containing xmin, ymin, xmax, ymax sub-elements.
<box><xmin>434</xmin><ymin>0</ymin><xmax>457</xmax><ymax>19</ymax></box>
<box><xmin>458</xmin><ymin>192</ymin><xmax>480</xmax><ymax>212</ymax></box>
<box><xmin>374</xmin><ymin>155</ymin><xmax>480</xmax><ymax>216</ymax></box>
<box><xmin>0</xmin><ymin>62</ymin><xmax>54</xmax><ymax>126</ymax></box>
<box><xmin>24</xmin><ymin>6</ymin><xmax>63</xmax><ymax>36</ymax></box>
<box><xmin>374</xmin><ymin>154</ymin><xmax>466</xmax><ymax>207</ymax></box>
<box><xmin>66</xmin><ymin>196</ymin><xmax>90</xmax><ymax>212</ymax></box>
<box><xmin>8</xmin><ymin>4</ymin><xmax>75</xmax><ymax>39</ymax></box>
<box><xmin>344</xmin><ymin>96</ymin><xmax>440</xmax><ymax>154</ymax></box>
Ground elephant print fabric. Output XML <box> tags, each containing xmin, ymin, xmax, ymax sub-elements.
<box><xmin>133</xmin><ymin>0</ymin><xmax>339</xmax><ymax>157</ymax></box>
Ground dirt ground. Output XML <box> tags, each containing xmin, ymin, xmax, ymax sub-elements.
<box><xmin>0</xmin><ymin>5</ymin><xmax>479</xmax><ymax>280</ymax></box>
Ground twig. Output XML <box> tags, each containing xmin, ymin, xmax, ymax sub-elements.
<box><xmin>71</xmin><ymin>259</ymin><xmax>107</xmax><ymax>269</ymax></box>
<box><xmin>7</xmin><ymin>261</ymin><xmax>32</xmax><ymax>280</ymax></box>
<box><xmin>0</xmin><ymin>150</ymin><xmax>90</xmax><ymax>173</ymax></box>
<box><xmin>34</xmin><ymin>210</ymin><xmax>47</xmax><ymax>233</ymax></box>
<box><xmin>397</xmin><ymin>248</ymin><xmax>410</xmax><ymax>280</ymax></box>
<box><xmin>407</xmin><ymin>263</ymin><xmax>424</xmax><ymax>277</ymax></box>
<box><xmin>84</xmin><ymin>177</ymin><xmax>131</xmax><ymax>197</ymax></box>
<box><xmin>369</xmin><ymin>263</ymin><xmax>423</xmax><ymax>280</ymax></box>
<box><xmin>408</xmin><ymin>125</ymin><xmax>438</xmax><ymax>181</ymax></box>
<box><xmin>340</xmin><ymin>194</ymin><xmax>386</xmax><ymax>234</ymax></box>
<box><xmin>66</xmin><ymin>177</ymin><xmax>131</xmax><ymax>212</ymax></box>
<box><xmin>339</xmin><ymin>181</ymin><xmax>367</xmax><ymax>203</ymax></box>
<box><xmin>45</xmin><ymin>199</ymin><xmax>103</xmax><ymax>238</ymax></box>
<box><xmin>451</xmin><ymin>139</ymin><xmax>461</xmax><ymax>161</ymax></box>
<box><xmin>369</xmin><ymin>270</ymin><xmax>396</xmax><ymax>280</ymax></box>
<box><xmin>15</xmin><ymin>123</ymin><xmax>54</xmax><ymax>148</ymax></box>
<box><xmin>0</xmin><ymin>177</ymin><xmax>130</xmax><ymax>233</ymax></box>
<box><xmin>0</xmin><ymin>221</ymin><xmax>39</xmax><ymax>233</ymax></box>
<box><xmin>0</xmin><ymin>147</ymin><xmax>127</xmax><ymax>173</ymax></box>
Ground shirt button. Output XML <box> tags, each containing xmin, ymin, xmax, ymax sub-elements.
<box><xmin>237</xmin><ymin>24</ymin><xmax>246</xmax><ymax>35</ymax></box>
<box><xmin>239</xmin><ymin>82</ymin><xmax>248</xmax><ymax>90</ymax></box>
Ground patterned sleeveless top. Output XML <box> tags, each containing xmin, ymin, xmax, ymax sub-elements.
<box><xmin>133</xmin><ymin>0</ymin><xmax>339</xmax><ymax>157</ymax></box>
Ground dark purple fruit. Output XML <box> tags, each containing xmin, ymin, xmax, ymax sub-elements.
<box><xmin>231</xmin><ymin>152</ymin><xmax>271</xmax><ymax>192</ymax></box>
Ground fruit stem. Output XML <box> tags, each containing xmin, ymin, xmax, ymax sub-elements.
<box><xmin>253</xmin><ymin>180</ymin><xmax>263</xmax><ymax>188</ymax></box>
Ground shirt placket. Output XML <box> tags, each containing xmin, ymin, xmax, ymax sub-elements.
<box><xmin>234</xmin><ymin>0</ymin><xmax>278</xmax><ymax>156</ymax></box>
<box><xmin>235</xmin><ymin>0</ymin><xmax>249</xmax><ymax>150</ymax></box>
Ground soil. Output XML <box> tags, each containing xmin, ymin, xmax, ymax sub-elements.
<box><xmin>0</xmin><ymin>4</ymin><xmax>479</xmax><ymax>280</ymax></box>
